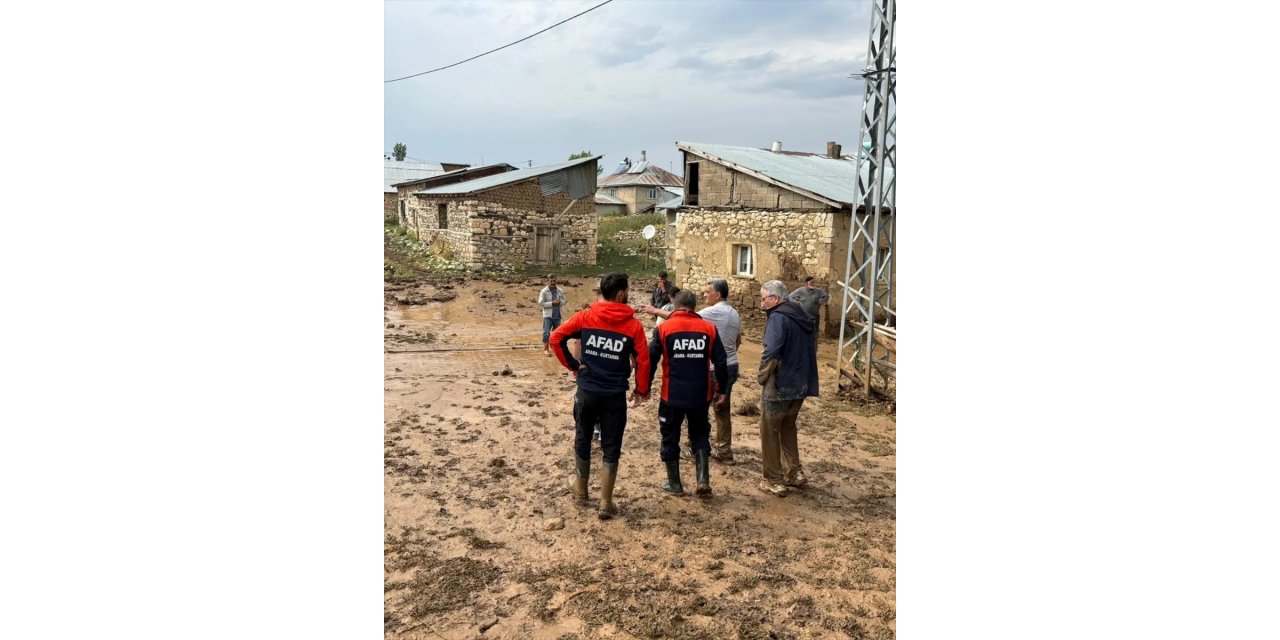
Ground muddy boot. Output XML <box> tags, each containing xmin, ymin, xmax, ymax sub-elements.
<box><xmin>661</xmin><ymin>460</ymin><xmax>684</xmax><ymax>495</ymax></box>
<box><xmin>598</xmin><ymin>461</ymin><xmax>619</xmax><ymax>520</ymax></box>
<box><xmin>694</xmin><ymin>450</ymin><xmax>711</xmax><ymax>496</ymax></box>
<box><xmin>569</xmin><ymin>455</ymin><xmax>590</xmax><ymax>501</ymax></box>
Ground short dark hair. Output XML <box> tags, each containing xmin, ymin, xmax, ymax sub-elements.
<box><xmin>599</xmin><ymin>272</ymin><xmax>629</xmax><ymax>300</ymax></box>
<box><xmin>670</xmin><ymin>286</ymin><xmax>681</xmax><ymax>297</ymax></box>
<box><xmin>706</xmin><ymin>278</ymin><xmax>729</xmax><ymax>299</ymax></box>
<box><xmin>658</xmin><ymin>271</ymin><xmax>668</xmax><ymax>279</ymax></box>
<box><xmin>673</xmin><ymin>290</ymin><xmax>697</xmax><ymax>310</ymax></box>
<box><xmin>804</xmin><ymin>276</ymin><xmax>815</xmax><ymax>283</ymax></box>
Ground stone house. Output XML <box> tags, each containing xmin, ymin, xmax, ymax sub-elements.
<box><xmin>596</xmin><ymin>151</ymin><xmax>684</xmax><ymax>215</ymax></box>
<box><xmin>392</xmin><ymin>163</ymin><xmax>518</xmax><ymax>228</ymax></box>
<box><xmin>384</xmin><ymin>158</ymin><xmax>468</xmax><ymax>221</ymax></box>
<box><xmin>404</xmin><ymin>155</ymin><xmax>601</xmax><ymax>268</ymax></box>
<box><xmin>668</xmin><ymin>140</ymin><xmax>894</xmax><ymax>336</ymax></box>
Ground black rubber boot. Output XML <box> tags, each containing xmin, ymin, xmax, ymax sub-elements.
<box><xmin>661</xmin><ymin>460</ymin><xmax>684</xmax><ymax>495</ymax></box>
<box><xmin>569</xmin><ymin>455</ymin><xmax>590</xmax><ymax>501</ymax></box>
<box><xmin>694</xmin><ymin>450</ymin><xmax>712</xmax><ymax>496</ymax></box>
<box><xmin>598</xmin><ymin>462</ymin><xmax>619</xmax><ymax>520</ymax></box>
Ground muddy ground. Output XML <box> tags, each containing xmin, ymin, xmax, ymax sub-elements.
<box><xmin>384</xmin><ymin>275</ymin><xmax>896</xmax><ymax>640</ymax></box>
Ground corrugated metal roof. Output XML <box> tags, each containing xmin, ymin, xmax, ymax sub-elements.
<box><xmin>385</xmin><ymin>160</ymin><xmax>447</xmax><ymax>193</ymax></box>
<box><xmin>417</xmin><ymin>156</ymin><xmax>601</xmax><ymax>196</ymax></box>
<box><xmin>677</xmin><ymin>141</ymin><xmax>894</xmax><ymax>207</ymax></box>
<box><xmin>657</xmin><ymin>195</ymin><xmax>683</xmax><ymax>210</ymax></box>
<box><xmin>597</xmin><ymin>163</ymin><xmax>683</xmax><ymax>187</ymax></box>
<box><xmin>594</xmin><ymin>193</ymin><xmax>625</xmax><ymax>205</ymax></box>
<box><xmin>392</xmin><ymin>163</ymin><xmax>514</xmax><ymax>189</ymax></box>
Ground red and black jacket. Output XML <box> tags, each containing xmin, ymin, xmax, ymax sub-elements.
<box><xmin>550</xmin><ymin>301</ymin><xmax>651</xmax><ymax>397</ymax></box>
<box><xmin>648</xmin><ymin>309</ymin><xmax>729</xmax><ymax>408</ymax></box>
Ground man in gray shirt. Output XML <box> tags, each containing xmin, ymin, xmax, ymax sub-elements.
<box><xmin>789</xmin><ymin>276</ymin><xmax>829</xmax><ymax>321</ymax></box>
<box><xmin>697</xmin><ymin>278</ymin><xmax>742</xmax><ymax>464</ymax></box>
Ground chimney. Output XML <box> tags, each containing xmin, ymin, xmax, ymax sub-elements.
<box><xmin>827</xmin><ymin>141</ymin><xmax>842</xmax><ymax>158</ymax></box>
<box><xmin>641</xmin><ymin>150</ymin><xmax>647</xmax><ymax>162</ymax></box>
<box><xmin>771</xmin><ymin>141</ymin><xmax>782</xmax><ymax>153</ymax></box>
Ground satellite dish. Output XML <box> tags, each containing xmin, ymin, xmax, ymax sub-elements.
<box><xmin>642</xmin><ymin>225</ymin><xmax>656</xmax><ymax>240</ymax></box>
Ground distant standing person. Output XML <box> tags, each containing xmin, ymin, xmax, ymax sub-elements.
<box><xmin>651</xmin><ymin>271</ymin><xmax>675</xmax><ymax>309</ymax></box>
<box><xmin>757</xmin><ymin>280</ymin><xmax>819</xmax><ymax>497</ymax></box>
<box><xmin>789</xmin><ymin>276</ymin><xmax>829</xmax><ymax>322</ymax></box>
<box><xmin>550</xmin><ymin>272</ymin><xmax>652</xmax><ymax>519</ymax></box>
<box><xmin>647</xmin><ymin>290</ymin><xmax>727</xmax><ymax>496</ymax></box>
<box><xmin>654</xmin><ymin>286</ymin><xmax>680</xmax><ymax>327</ymax></box>
<box><xmin>538</xmin><ymin>275</ymin><xmax>568</xmax><ymax>356</ymax></box>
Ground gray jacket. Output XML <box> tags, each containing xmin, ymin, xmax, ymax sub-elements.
<box><xmin>789</xmin><ymin>286</ymin><xmax>829</xmax><ymax>318</ymax></box>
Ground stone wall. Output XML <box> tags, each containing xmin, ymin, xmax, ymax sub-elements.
<box><xmin>690</xmin><ymin>160</ymin><xmax>827</xmax><ymax>209</ymax></box>
<box><xmin>384</xmin><ymin>193</ymin><xmax>398</xmax><ymax>222</ymax></box>
<box><xmin>669</xmin><ymin>206</ymin><xmax>839</xmax><ymax>321</ymax></box>
<box><xmin>406</xmin><ymin>179</ymin><xmax>597</xmax><ymax>268</ymax></box>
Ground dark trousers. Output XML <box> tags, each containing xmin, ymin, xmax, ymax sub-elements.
<box><xmin>574</xmin><ymin>389</ymin><xmax>627</xmax><ymax>463</ymax></box>
<box><xmin>712</xmin><ymin>363</ymin><xmax>739</xmax><ymax>456</ymax></box>
<box><xmin>659</xmin><ymin>400</ymin><xmax>711</xmax><ymax>462</ymax></box>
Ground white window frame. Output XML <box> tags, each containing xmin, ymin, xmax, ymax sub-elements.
<box><xmin>646</xmin><ymin>188</ymin><xmax>657</xmax><ymax>199</ymax></box>
<box><xmin>732</xmin><ymin>244</ymin><xmax>754</xmax><ymax>277</ymax></box>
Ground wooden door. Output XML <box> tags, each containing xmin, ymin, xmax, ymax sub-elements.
<box><xmin>534</xmin><ymin>226</ymin><xmax>559</xmax><ymax>265</ymax></box>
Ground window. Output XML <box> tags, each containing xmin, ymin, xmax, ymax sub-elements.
<box><xmin>437</xmin><ymin>204</ymin><xmax>448</xmax><ymax>229</ymax></box>
<box><xmin>685</xmin><ymin>162</ymin><xmax>699</xmax><ymax>206</ymax></box>
<box><xmin>733</xmin><ymin>244</ymin><xmax>753</xmax><ymax>276</ymax></box>
<box><xmin>646</xmin><ymin>188</ymin><xmax>657</xmax><ymax>200</ymax></box>
<box><xmin>608</xmin><ymin>188</ymin><xmax>617</xmax><ymax>197</ymax></box>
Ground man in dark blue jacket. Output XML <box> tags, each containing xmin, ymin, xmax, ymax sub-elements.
<box><xmin>756</xmin><ymin>279</ymin><xmax>819</xmax><ymax>496</ymax></box>
<box><xmin>647</xmin><ymin>290</ymin><xmax>728</xmax><ymax>496</ymax></box>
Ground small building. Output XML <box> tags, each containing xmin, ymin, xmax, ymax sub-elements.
<box><xmin>406</xmin><ymin>155</ymin><xmax>602</xmax><ymax>268</ymax></box>
<box><xmin>595</xmin><ymin>151</ymin><xmax>684</xmax><ymax>215</ymax></box>
<box><xmin>669</xmin><ymin>140</ymin><xmax>894</xmax><ymax>336</ymax></box>
<box><xmin>393</xmin><ymin>163</ymin><xmax>519</xmax><ymax>228</ymax></box>
<box><xmin>384</xmin><ymin>159</ymin><xmax>468</xmax><ymax>221</ymax></box>
<box><xmin>594</xmin><ymin>192</ymin><xmax>627</xmax><ymax>216</ymax></box>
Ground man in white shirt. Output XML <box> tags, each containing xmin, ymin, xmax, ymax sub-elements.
<box><xmin>537</xmin><ymin>275</ymin><xmax>567</xmax><ymax>356</ymax></box>
<box><xmin>697</xmin><ymin>278</ymin><xmax>742</xmax><ymax>464</ymax></box>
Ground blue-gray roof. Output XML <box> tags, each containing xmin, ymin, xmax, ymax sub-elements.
<box><xmin>417</xmin><ymin>156</ymin><xmax>601</xmax><ymax>196</ymax></box>
<box><xmin>676</xmin><ymin>141</ymin><xmax>894</xmax><ymax>207</ymax></box>
<box><xmin>385</xmin><ymin>160</ymin><xmax>446</xmax><ymax>193</ymax></box>
<box><xmin>657</xmin><ymin>195</ymin><xmax>683</xmax><ymax>210</ymax></box>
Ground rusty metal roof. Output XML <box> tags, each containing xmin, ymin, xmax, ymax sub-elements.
<box><xmin>597</xmin><ymin>163</ymin><xmax>684</xmax><ymax>187</ymax></box>
<box><xmin>677</xmin><ymin>141</ymin><xmax>893</xmax><ymax>208</ymax></box>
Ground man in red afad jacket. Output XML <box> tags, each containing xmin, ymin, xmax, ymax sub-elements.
<box><xmin>647</xmin><ymin>290</ymin><xmax>728</xmax><ymax>496</ymax></box>
<box><xmin>550</xmin><ymin>272</ymin><xmax>651</xmax><ymax>520</ymax></box>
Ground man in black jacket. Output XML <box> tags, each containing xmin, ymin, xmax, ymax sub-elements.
<box><xmin>651</xmin><ymin>271</ymin><xmax>674</xmax><ymax>309</ymax></box>
<box><xmin>756</xmin><ymin>279</ymin><xmax>819</xmax><ymax>496</ymax></box>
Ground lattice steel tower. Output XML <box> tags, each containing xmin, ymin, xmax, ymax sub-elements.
<box><xmin>837</xmin><ymin>0</ymin><xmax>896</xmax><ymax>397</ymax></box>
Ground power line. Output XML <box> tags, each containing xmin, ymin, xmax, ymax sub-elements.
<box><xmin>385</xmin><ymin>0</ymin><xmax>615</xmax><ymax>83</ymax></box>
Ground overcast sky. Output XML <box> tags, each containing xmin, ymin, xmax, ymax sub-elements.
<box><xmin>385</xmin><ymin>0</ymin><xmax>872</xmax><ymax>175</ymax></box>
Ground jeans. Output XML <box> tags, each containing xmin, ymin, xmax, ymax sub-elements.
<box><xmin>542</xmin><ymin>316</ymin><xmax>561</xmax><ymax>344</ymax></box>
